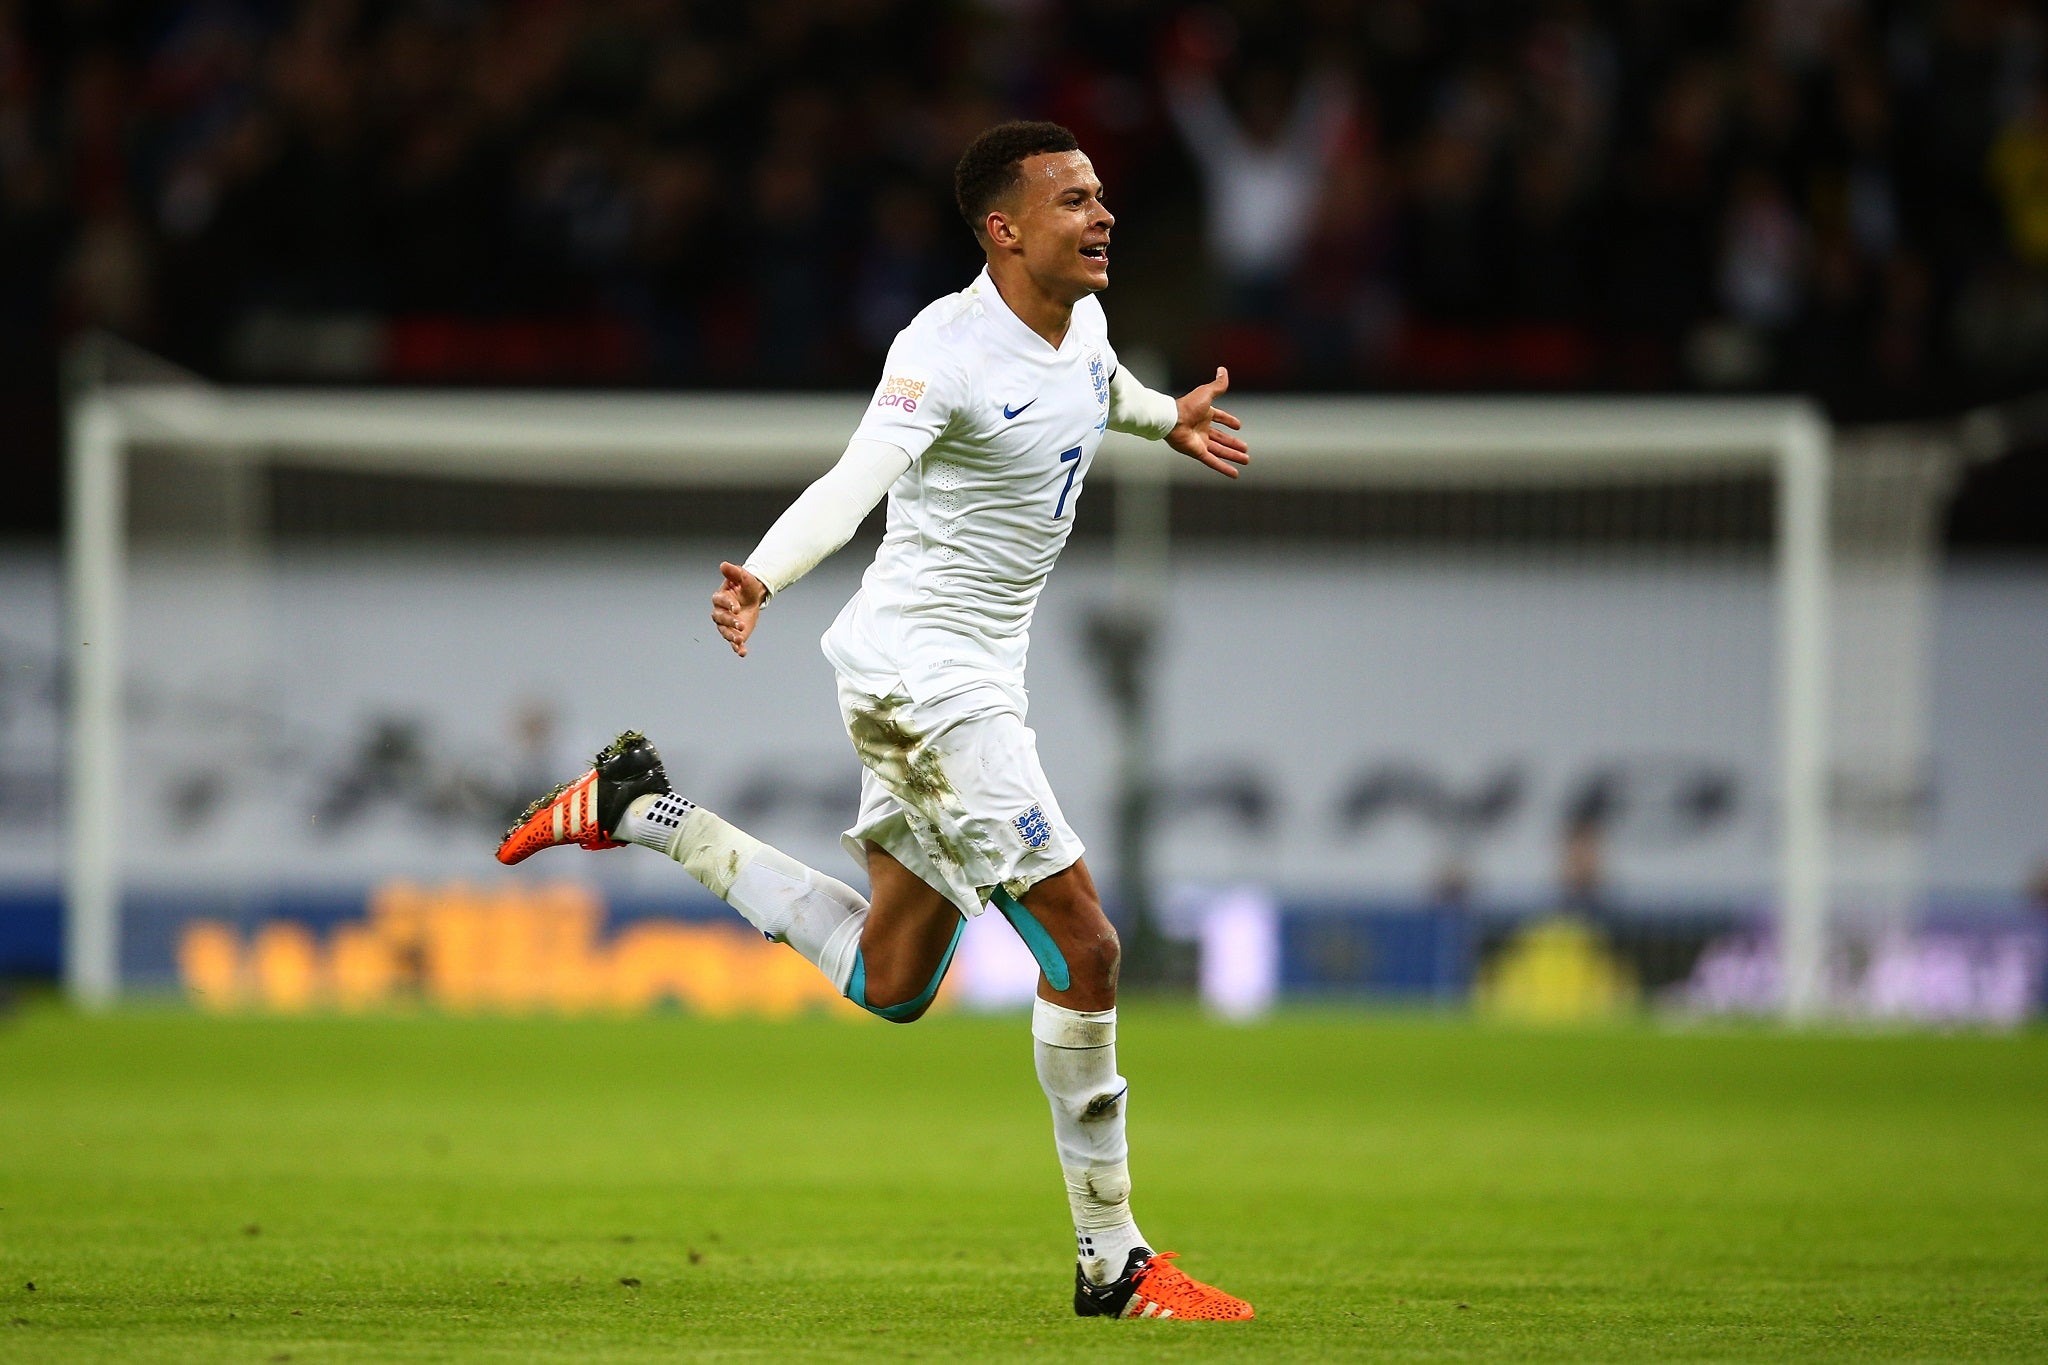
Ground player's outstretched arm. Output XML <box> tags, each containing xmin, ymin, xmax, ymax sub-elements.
<box><xmin>713</xmin><ymin>437</ymin><xmax>914</xmax><ymax>658</ymax></box>
<box><xmin>1165</xmin><ymin>367</ymin><xmax>1249</xmax><ymax>478</ymax></box>
<box><xmin>711</xmin><ymin>562</ymin><xmax>767</xmax><ymax>657</ymax></box>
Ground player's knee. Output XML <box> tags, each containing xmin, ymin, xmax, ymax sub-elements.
<box><xmin>1052</xmin><ymin>884</ymin><xmax>1119</xmax><ymax>993</ymax></box>
<box><xmin>1073</xmin><ymin>922</ymin><xmax>1120</xmax><ymax>994</ymax></box>
<box><xmin>857</xmin><ymin>964</ymin><xmax>934</xmax><ymax>1022</ymax></box>
<box><xmin>873</xmin><ymin>996</ymin><xmax>932</xmax><ymax>1023</ymax></box>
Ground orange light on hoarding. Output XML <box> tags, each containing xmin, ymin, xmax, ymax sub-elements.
<box><xmin>178</xmin><ymin>880</ymin><xmax>869</xmax><ymax>1018</ymax></box>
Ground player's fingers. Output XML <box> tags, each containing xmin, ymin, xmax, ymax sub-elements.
<box><xmin>1211</xmin><ymin>366</ymin><xmax>1229</xmax><ymax>394</ymax></box>
<box><xmin>1211</xmin><ymin>405</ymin><xmax>1242</xmax><ymax>430</ymax></box>
<box><xmin>1201</xmin><ymin>449</ymin><xmax>1241</xmax><ymax>477</ymax></box>
<box><xmin>726</xmin><ymin>568</ymin><xmax>765</xmax><ymax>605</ymax></box>
<box><xmin>1211</xmin><ymin>429</ymin><xmax>1250</xmax><ymax>456</ymax></box>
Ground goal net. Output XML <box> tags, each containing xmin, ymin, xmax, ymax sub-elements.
<box><xmin>59</xmin><ymin>355</ymin><xmax>1961</xmax><ymax>1018</ymax></box>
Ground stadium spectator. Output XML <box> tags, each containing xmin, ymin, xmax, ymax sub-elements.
<box><xmin>1163</xmin><ymin>46</ymin><xmax>1351</xmax><ymax>317</ymax></box>
<box><xmin>1720</xmin><ymin>164</ymin><xmax>1808</xmax><ymax>331</ymax></box>
<box><xmin>4</xmin><ymin>0</ymin><xmax>2046</xmax><ymax>420</ymax></box>
<box><xmin>1990</xmin><ymin>80</ymin><xmax>2048</xmax><ymax>270</ymax></box>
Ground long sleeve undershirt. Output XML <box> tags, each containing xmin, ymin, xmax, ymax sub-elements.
<box><xmin>742</xmin><ymin>368</ymin><xmax>1180</xmax><ymax>598</ymax></box>
<box><xmin>743</xmin><ymin>438</ymin><xmax>912</xmax><ymax>597</ymax></box>
<box><xmin>1106</xmin><ymin>364</ymin><xmax>1180</xmax><ymax>440</ymax></box>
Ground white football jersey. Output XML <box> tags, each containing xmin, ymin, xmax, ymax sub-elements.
<box><xmin>822</xmin><ymin>268</ymin><xmax>1117</xmax><ymax>705</ymax></box>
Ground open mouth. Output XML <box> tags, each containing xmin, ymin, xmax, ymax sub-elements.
<box><xmin>1080</xmin><ymin>244</ymin><xmax>1109</xmax><ymax>263</ymax></box>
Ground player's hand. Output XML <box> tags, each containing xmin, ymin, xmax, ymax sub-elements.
<box><xmin>1167</xmin><ymin>367</ymin><xmax>1250</xmax><ymax>478</ymax></box>
<box><xmin>712</xmin><ymin>562</ymin><xmax>767</xmax><ymax>658</ymax></box>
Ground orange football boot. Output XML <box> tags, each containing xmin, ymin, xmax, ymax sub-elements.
<box><xmin>496</xmin><ymin>730</ymin><xmax>671</xmax><ymax>865</ymax></box>
<box><xmin>1073</xmin><ymin>1248</ymin><xmax>1254</xmax><ymax>1321</ymax></box>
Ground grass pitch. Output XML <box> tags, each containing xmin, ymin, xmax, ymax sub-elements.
<box><xmin>2</xmin><ymin>1005</ymin><xmax>2044</xmax><ymax>1362</ymax></box>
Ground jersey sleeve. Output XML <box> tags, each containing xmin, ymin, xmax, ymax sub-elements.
<box><xmin>1107</xmin><ymin>365</ymin><xmax>1179</xmax><ymax>440</ymax></box>
<box><xmin>742</xmin><ymin>438</ymin><xmax>915</xmax><ymax>597</ymax></box>
<box><xmin>849</xmin><ymin>320</ymin><xmax>966</xmax><ymax>461</ymax></box>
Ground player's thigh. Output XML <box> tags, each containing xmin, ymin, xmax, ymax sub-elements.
<box><xmin>858</xmin><ymin>841</ymin><xmax>965</xmax><ymax>1002</ymax></box>
<box><xmin>841</xmin><ymin>680</ymin><xmax>1082</xmax><ymax>916</ymax></box>
<box><xmin>1019</xmin><ymin>857</ymin><xmax>1119</xmax><ymax>1011</ymax></box>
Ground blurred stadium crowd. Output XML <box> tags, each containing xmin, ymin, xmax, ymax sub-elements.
<box><xmin>7</xmin><ymin>0</ymin><xmax>2048</xmax><ymax>415</ymax></box>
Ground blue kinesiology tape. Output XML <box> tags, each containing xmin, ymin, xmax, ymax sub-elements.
<box><xmin>847</xmin><ymin>917</ymin><xmax>965</xmax><ymax>1022</ymax></box>
<box><xmin>991</xmin><ymin>886</ymin><xmax>1070</xmax><ymax>992</ymax></box>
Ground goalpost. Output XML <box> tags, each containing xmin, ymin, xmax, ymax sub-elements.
<box><xmin>67</xmin><ymin>376</ymin><xmax>1846</xmax><ymax>1015</ymax></box>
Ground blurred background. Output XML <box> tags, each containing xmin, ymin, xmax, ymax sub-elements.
<box><xmin>4</xmin><ymin>0</ymin><xmax>2047</xmax><ymax>1022</ymax></box>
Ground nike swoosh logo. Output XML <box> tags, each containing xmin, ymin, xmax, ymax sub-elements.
<box><xmin>1003</xmin><ymin>399</ymin><xmax>1036</xmax><ymax>419</ymax></box>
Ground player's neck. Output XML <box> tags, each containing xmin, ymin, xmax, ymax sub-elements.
<box><xmin>986</xmin><ymin>263</ymin><xmax>1078</xmax><ymax>350</ymax></box>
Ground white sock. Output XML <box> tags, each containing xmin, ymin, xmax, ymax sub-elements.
<box><xmin>619</xmin><ymin>793</ymin><xmax>866</xmax><ymax>994</ymax></box>
<box><xmin>1033</xmin><ymin>997</ymin><xmax>1149</xmax><ymax>1284</ymax></box>
<box><xmin>619</xmin><ymin>791</ymin><xmax>695</xmax><ymax>850</ymax></box>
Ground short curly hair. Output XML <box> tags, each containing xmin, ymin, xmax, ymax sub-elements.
<box><xmin>953</xmin><ymin>120</ymin><xmax>1083</xmax><ymax>238</ymax></box>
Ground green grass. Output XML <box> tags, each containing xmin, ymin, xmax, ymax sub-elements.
<box><xmin>1</xmin><ymin>1005</ymin><xmax>2044</xmax><ymax>1362</ymax></box>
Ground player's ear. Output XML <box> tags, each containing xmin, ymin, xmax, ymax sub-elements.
<box><xmin>985</xmin><ymin>209</ymin><xmax>1020</xmax><ymax>250</ymax></box>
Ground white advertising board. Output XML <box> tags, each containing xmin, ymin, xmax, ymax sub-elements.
<box><xmin>0</xmin><ymin>546</ymin><xmax>2042</xmax><ymax>906</ymax></box>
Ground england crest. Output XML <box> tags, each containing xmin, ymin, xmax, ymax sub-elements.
<box><xmin>1013</xmin><ymin>804</ymin><xmax>1053</xmax><ymax>850</ymax></box>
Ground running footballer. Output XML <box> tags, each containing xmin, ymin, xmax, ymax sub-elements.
<box><xmin>498</xmin><ymin>121</ymin><xmax>1253</xmax><ymax>1321</ymax></box>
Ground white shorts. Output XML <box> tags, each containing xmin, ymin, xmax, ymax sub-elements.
<box><xmin>834</xmin><ymin>676</ymin><xmax>1084</xmax><ymax>919</ymax></box>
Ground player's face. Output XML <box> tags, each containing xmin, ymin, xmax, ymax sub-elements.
<box><xmin>1004</xmin><ymin>150</ymin><xmax>1114</xmax><ymax>297</ymax></box>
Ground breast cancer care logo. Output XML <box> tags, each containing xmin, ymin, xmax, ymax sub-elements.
<box><xmin>877</xmin><ymin>375</ymin><xmax>927</xmax><ymax>413</ymax></box>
